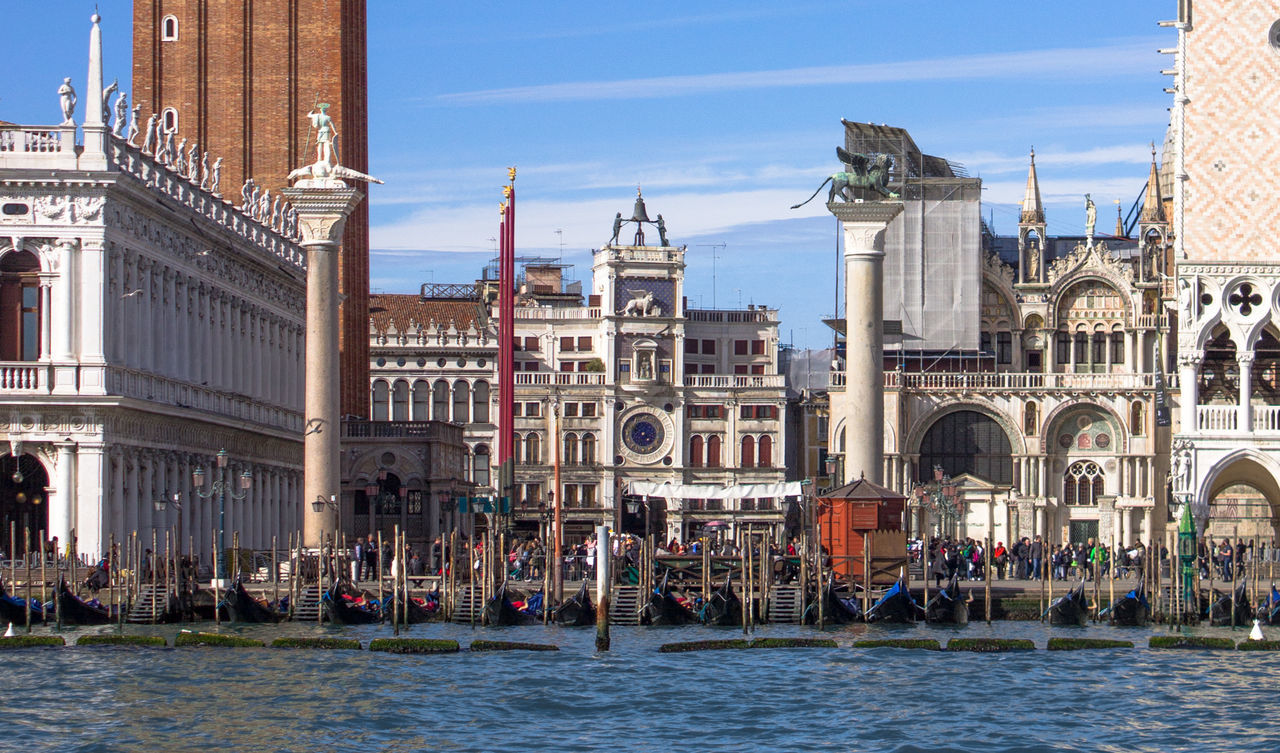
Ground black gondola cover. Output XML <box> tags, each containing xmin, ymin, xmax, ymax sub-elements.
<box><xmin>57</xmin><ymin>580</ymin><xmax>113</xmax><ymax>625</ymax></box>
<box><xmin>1209</xmin><ymin>581</ymin><xmax>1251</xmax><ymax>627</ymax></box>
<box><xmin>225</xmin><ymin>580</ymin><xmax>283</xmax><ymax>623</ymax></box>
<box><xmin>864</xmin><ymin>579</ymin><xmax>920</xmax><ymax>624</ymax></box>
<box><xmin>554</xmin><ymin>581</ymin><xmax>595</xmax><ymax>626</ymax></box>
<box><xmin>1048</xmin><ymin>581</ymin><xmax>1089</xmax><ymax>627</ymax></box>
<box><xmin>323</xmin><ymin>581</ymin><xmax>382</xmax><ymax>625</ymax></box>
<box><xmin>698</xmin><ymin>574</ymin><xmax>743</xmax><ymax>626</ymax></box>
<box><xmin>644</xmin><ymin>570</ymin><xmax>694</xmax><ymax>626</ymax></box>
<box><xmin>482</xmin><ymin>582</ymin><xmax>538</xmax><ymax>626</ymax></box>
<box><xmin>924</xmin><ymin>572</ymin><xmax>969</xmax><ymax>625</ymax></box>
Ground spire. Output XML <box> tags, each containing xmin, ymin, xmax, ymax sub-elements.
<box><xmin>1114</xmin><ymin>200</ymin><xmax>1125</xmax><ymax>238</ymax></box>
<box><xmin>1140</xmin><ymin>143</ymin><xmax>1166</xmax><ymax>225</ymax></box>
<box><xmin>85</xmin><ymin>12</ymin><xmax>104</xmax><ymax>126</ymax></box>
<box><xmin>1019</xmin><ymin>148</ymin><xmax>1045</xmax><ymax>225</ymax></box>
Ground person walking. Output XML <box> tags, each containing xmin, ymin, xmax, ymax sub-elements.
<box><xmin>1029</xmin><ymin>535</ymin><xmax>1044</xmax><ymax>581</ymax></box>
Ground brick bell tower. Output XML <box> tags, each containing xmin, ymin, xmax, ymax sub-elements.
<box><xmin>133</xmin><ymin>0</ymin><xmax>371</xmax><ymax>419</ymax></box>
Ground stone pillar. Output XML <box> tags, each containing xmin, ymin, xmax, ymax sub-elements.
<box><xmin>1178</xmin><ymin>351</ymin><xmax>1201</xmax><ymax>433</ymax></box>
<box><xmin>51</xmin><ymin>443</ymin><xmax>76</xmax><ymax>550</ymax></box>
<box><xmin>284</xmin><ymin>185</ymin><xmax>364</xmax><ymax>547</ymax></box>
<box><xmin>830</xmin><ymin>200</ymin><xmax>903</xmax><ymax>486</ymax></box>
<box><xmin>1238</xmin><ymin>352</ymin><xmax>1254</xmax><ymax>432</ymax></box>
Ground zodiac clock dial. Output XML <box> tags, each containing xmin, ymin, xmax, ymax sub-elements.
<box><xmin>622</xmin><ymin>412</ymin><xmax>665</xmax><ymax>455</ymax></box>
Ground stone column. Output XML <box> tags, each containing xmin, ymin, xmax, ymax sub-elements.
<box><xmin>830</xmin><ymin>200</ymin><xmax>903</xmax><ymax>486</ymax></box>
<box><xmin>51</xmin><ymin>443</ymin><xmax>77</xmax><ymax>550</ymax></box>
<box><xmin>1178</xmin><ymin>351</ymin><xmax>1201</xmax><ymax>433</ymax></box>
<box><xmin>1238</xmin><ymin>352</ymin><xmax>1254</xmax><ymax>432</ymax></box>
<box><xmin>284</xmin><ymin>185</ymin><xmax>364</xmax><ymax>547</ymax></box>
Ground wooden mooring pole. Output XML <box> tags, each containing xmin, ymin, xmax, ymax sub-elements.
<box><xmin>594</xmin><ymin>525</ymin><xmax>610</xmax><ymax>652</ymax></box>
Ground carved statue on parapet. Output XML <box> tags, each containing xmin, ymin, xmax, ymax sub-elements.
<box><xmin>112</xmin><ymin>93</ymin><xmax>128</xmax><ymax>137</ymax></box>
<box><xmin>141</xmin><ymin>113</ymin><xmax>158</xmax><ymax>154</ymax></box>
<box><xmin>259</xmin><ymin>189</ymin><xmax>272</xmax><ymax>224</ymax></box>
<box><xmin>656</xmin><ymin>214</ymin><xmax>668</xmax><ymax>246</ymax></box>
<box><xmin>791</xmin><ymin>147</ymin><xmax>898</xmax><ymax>209</ymax></box>
<box><xmin>271</xmin><ymin>196</ymin><xmax>283</xmax><ymax>231</ymax></box>
<box><xmin>102</xmin><ymin>79</ymin><xmax>118</xmax><ymax>124</ymax></box>
<box><xmin>241</xmin><ymin>178</ymin><xmax>256</xmax><ymax>213</ymax></box>
<box><xmin>187</xmin><ymin>143</ymin><xmax>200</xmax><ymax>181</ymax></box>
<box><xmin>611</xmin><ymin>212</ymin><xmax>622</xmax><ymax>244</ymax></box>
<box><xmin>174</xmin><ymin>138</ymin><xmax>188</xmax><ymax>175</ymax></box>
<box><xmin>1085</xmin><ymin>194</ymin><xmax>1097</xmax><ymax>245</ymax></box>
<box><xmin>210</xmin><ymin>157</ymin><xmax>222</xmax><ymax>195</ymax></box>
<box><xmin>199</xmin><ymin>153</ymin><xmax>210</xmax><ymax>190</ymax></box>
<box><xmin>58</xmin><ymin>77</ymin><xmax>77</xmax><ymax>125</ymax></box>
<box><xmin>288</xmin><ymin>100</ymin><xmax>383</xmax><ymax>189</ymax></box>
<box><xmin>126</xmin><ymin>104</ymin><xmax>141</xmax><ymax>146</ymax></box>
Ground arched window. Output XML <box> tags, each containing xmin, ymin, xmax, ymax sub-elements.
<box><xmin>0</xmin><ymin>250</ymin><xmax>41</xmax><ymax>362</ymax></box>
<box><xmin>1024</xmin><ymin>401</ymin><xmax>1038</xmax><ymax>436</ymax></box>
<box><xmin>472</xmin><ymin>445</ymin><xmax>490</xmax><ymax>487</ymax></box>
<box><xmin>432</xmin><ymin>380</ymin><xmax>449</xmax><ymax>421</ymax></box>
<box><xmin>758</xmin><ymin>435</ymin><xmax>773</xmax><ymax>467</ymax></box>
<box><xmin>918</xmin><ymin>410</ymin><xmax>1013</xmax><ymax>484</ymax></box>
<box><xmin>563</xmin><ymin>432</ymin><xmax>579</xmax><ymax>465</ymax></box>
<box><xmin>707</xmin><ymin>436</ymin><xmax>722</xmax><ymax>468</ymax></box>
<box><xmin>370</xmin><ymin>380</ymin><xmax>389</xmax><ymax>421</ymax></box>
<box><xmin>452</xmin><ymin>380</ymin><xmax>470</xmax><ymax>423</ymax></box>
<box><xmin>582</xmin><ymin>433</ymin><xmax>596</xmax><ymax>465</ymax></box>
<box><xmin>525</xmin><ymin>433</ymin><xmax>541</xmax><ymax>465</ymax></box>
<box><xmin>472</xmin><ymin>380</ymin><xmax>490</xmax><ymax>423</ymax></box>
<box><xmin>1129</xmin><ymin>401</ymin><xmax>1145</xmax><ymax>436</ymax></box>
<box><xmin>161</xmin><ymin>107</ymin><xmax>178</xmax><ymax>134</ymax></box>
<box><xmin>1111</xmin><ymin>330</ymin><xmax>1125</xmax><ymax>365</ymax></box>
<box><xmin>689</xmin><ymin>435</ymin><xmax>704</xmax><ymax>467</ymax></box>
<box><xmin>161</xmin><ymin>14</ymin><xmax>179</xmax><ymax>41</ymax></box>
<box><xmin>741</xmin><ymin>435</ymin><xmax>755</xmax><ymax>468</ymax></box>
<box><xmin>1064</xmin><ymin>461</ymin><xmax>1104</xmax><ymax>506</ymax></box>
<box><xmin>1073</xmin><ymin>331</ymin><xmax>1087</xmax><ymax>365</ymax></box>
<box><xmin>412</xmin><ymin>381</ymin><xmax>429</xmax><ymax>420</ymax></box>
<box><xmin>392</xmin><ymin>381</ymin><xmax>409</xmax><ymax>421</ymax></box>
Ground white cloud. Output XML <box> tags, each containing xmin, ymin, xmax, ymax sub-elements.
<box><xmin>957</xmin><ymin>143</ymin><xmax>1157</xmax><ymax>176</ymax></box>
<box><xmin>438</xmin><ymin>39</ymin><xmax>1162</xmax><ymax>105</ymax></box>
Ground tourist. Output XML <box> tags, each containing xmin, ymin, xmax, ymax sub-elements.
<box><xmin>353</xmin><ymin>537</ymin><xmax>366</xmax><ymax>581</ymax></box>
<box><xmin>1012</xmin><ymin>537</ymin><xmax>1027</xmax><ymax>579</ymax></box>
<box><xmin>1029</xmin><ymin>535</ymin><xmax>1044</xmax><ymax>580</ymax></box>
<box><xmin>993</xmin><ymin>541</ymin><xmax>1008</xmax><ymax>579</ymax></box>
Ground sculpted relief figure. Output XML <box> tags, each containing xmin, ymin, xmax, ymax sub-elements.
<box><xmin>58</xmin><ymin>77</ymin><xmax>77</xmax><ymax>124</ymax></box>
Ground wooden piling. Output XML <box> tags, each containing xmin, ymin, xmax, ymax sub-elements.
<box><xmin>448</xmin><ymin>530</ymin><xmax>458</xmax><ymax>622</ymax></box>
<box><xmin>212</xmin><ymin>526</ymin><xmax>220</xmax><ymax>626</ymax></box>
<box><xmin>1108</xmin><ymin>531</ymin><xmax>1115</xmax><ymax>625</ymax></box>
<box><xmin>25</xmin><ymin>527</ymin><xmax>32</xmax><ymax>633</ymax></box>
<box><xmin>1231</xmin><ymin>527</ymin><xmax>1239</xmax><ymax>629</ymax></box>
<box><xmin>9</xmin><ymin>520</ymin><xmax>15</xmax><ymax>595</ymax></box>
<box><xmin>393</xmin><ymin>524</ymin><xmax>401</xmax><ymax>635</ymax></box>
<box><xmin>594</xmin><ymin>525</ymin><xmax>610</xmax><ymax>652</ymax></box>
<box><xmin>984</xmin><ymin>535</ymin><xmax>992</xmax><ymax>625</ymax></box>
<box><xmin>740</xmin><ymin>533</ymin><xmax>748</xmax><ymax>636</ymax></box>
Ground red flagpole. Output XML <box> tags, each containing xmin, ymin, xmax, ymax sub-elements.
<box><xmin>498</xmin><ymin>170</ymin><xmax>516</xmax><ymax>523</ymax></box>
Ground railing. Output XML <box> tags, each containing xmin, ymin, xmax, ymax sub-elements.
<box><xmin>685</xmin><ymin>308</ymin><xmax>777</xmax><ymax>323</ymax></box>
<box><xmin>684</xmin><ymin>375</ymin><xmax>785</xmax><ymax>389</ymax></box>
<box><xmin>1255</xmin><ymin>406</ymin><xmax>1280</xmax><ymax>433</ymax></box>
<box><xmin>0</xmin><ymin>363</ymin><xmax>46</xmax><ymax>392</ymax></box>
<box><xmin>0</xmin><ymin>125</ymin><xmax>72</xmax><ymax>155</ymax></box>
<box><xmin>513</xmin><ymin>306</ymin><xmax>602</xmax><ymax>320</ymax></box>
<box><xmin>105</xmin><ymin>366</ymin><xmax>303</xmax><ymax>433</ymax></box>
<box><xmin>883</xmin><ymin>371</ymin><xmax>1159</xmax><ymax>391</ymax></box>
<box><xmin>1136</xmin><ymin>313</ymin><xmax>1168</xmax><ymax>329</ymax></box>
<box><xmin>342</xmin><ymin>420</ymin><xmax>461</xmax><ymax>441</ymax></box>
<box><xmin>1198</xmin><ymin>405</ymin><xmax>1238</xmax><ymax>432</ymax></box>
<box><xmin>514</xmin><ymin>372</ymin><xmax>607</xmax><ymax>386</ymax></box>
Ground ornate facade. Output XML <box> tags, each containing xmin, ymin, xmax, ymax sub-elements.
<box><xmin>367</xmin><ymin>199</ymin><xmax>792</xmax><ymax>543</ymax></box>
<box><xmin>0</xmin><ymin>16</ymin><xmax>307</xmax><ymax>559</ymax></box>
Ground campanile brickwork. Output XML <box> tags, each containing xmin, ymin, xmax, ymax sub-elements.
<box><xmin>133</xmin><ymin>0</ymin><xmax>370</xmax><ymax>418</ymax></box>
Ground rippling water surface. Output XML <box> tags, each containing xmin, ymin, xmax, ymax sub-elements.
<box><xmin>4</xmin><ymin>620</ymin><xmax>1279</xmax><ymax>752</ymax></box>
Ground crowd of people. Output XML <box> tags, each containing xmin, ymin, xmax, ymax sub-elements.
<box><xmin>922</xmin><ymin>535</ymin><xmax>1160</xmax><ymax>587</ymax></box>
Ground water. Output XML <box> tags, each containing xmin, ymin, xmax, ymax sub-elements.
<box><xmin>4</xmin><ymin>620</ymin><xmax>1279</xmax><ymax>752</ymax></box>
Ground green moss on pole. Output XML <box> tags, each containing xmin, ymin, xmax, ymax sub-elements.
<box><xmin>469</xmin><ymin>640</ymin><xmax>559</xmax><ymax>652</ymax></box>
<box><xmin>270</xmin><ymin>637</ymin><xmax>361</xmax><ymax>650</ymax></box>
<box><xmin>367</xmin><ymin>638</ymin><xmax>460</xmax><ymax>654</ymax></box>
<box><xmin>173</xmin><ymin>632</ymin><xmax>265</xmax><ymax>648</ymax></box>
<box><xmin>1046</xmin><ymin>638</ymin><xmax>1134</xmax><ymax>650</ymax></box>
<box><xmin>947</xmin><ymin>638</ymin><xmax>1035</xmax><ymax>652</ymax></box>
<box><xmin>76</xmin><ymin>634</ymin><xmax>166</xmax><ymax>647</ymax></box>
<box><xmin>852</xmin><ymin>639</ymin><xmax>942</xmax><ymax>650</ymax></box>
<box><xmin>0</xmin><ymin>635</ymin><xmax>65</xmax><ymax>649</ymax></box>
<box><xmin>1148</xmin><ymin>636</ymin><xmax>1235</xmax><ymax>650</ymax></box>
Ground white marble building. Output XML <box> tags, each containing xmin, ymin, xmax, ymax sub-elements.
<box><xmin>0</xmin><ymin>15</ymin><xmax>306</xmax><ymax>559</ymax></box>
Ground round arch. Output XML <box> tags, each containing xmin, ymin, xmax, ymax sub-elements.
<box><xmin>911</xmin><ymin>407</ymin><xmax>1018</xmax><ymax>485</ymax></box>
<box><xmin>1038</xmin><ymin>400</ymin><xmax>1128</xmax><ymax>455</ymax></box>
<box><xmin>1052</xmin><ymin>275</ymin><xmax>1133</xmax><ymax>329</ymax></box>
<box><xmin>0</xmin><ymin>453</ymin><xmax>49</xmax><ymax>555</ymax></box>
<box><xmin>1196</xmin><ymin>448</ymin><xmax>1280</xmax><ymax>534</ymax></box>
<box><xmin>905</xmin><ymin>400</ymin><xmax>1025</xmax><ymax>458</ymax></box>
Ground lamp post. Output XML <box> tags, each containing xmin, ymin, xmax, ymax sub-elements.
<box><xmin>912</xmin><ymin>465</ymin><xmax>962</xmax><ymax>540</ymax></box>
<box><xmin>191</xmin><ymin>449</ymin><xmax>252</xmax><ymax>588</ymax></box>
<box><xmin>824</xmin><ymin>454</ymin><xmax>844</xmax><ymax>491</ymax></box>
<box><xmin>310</xmin><ymin>493</ymin><xmax>339</xmax><ymax>582</ymax></box>
<box><xmin>152</xmin><ymin>491</ymin><xmax>183</xmax><ymax>552</ymax></box>
<box><xmin>364</xmin><ymin>468</ymin><xmax>407</xmax><ymax>538</ymax></box>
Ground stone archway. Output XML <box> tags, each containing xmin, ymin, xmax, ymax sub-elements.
<box><xmin>0</xmin><ymin>453</ymin><xmax>50</xmax><ymax>555</ymax></box>
<box><xmin>1197</xmin><ymin>450</ymin><xmax>1280</xmax><ymax>540</ymax></box>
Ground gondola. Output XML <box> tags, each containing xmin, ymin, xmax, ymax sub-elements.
<box><xmin>643</xmin><ymin>570</ymin><xmax>695</xmax><ymax>626</ymax></box>
<box><xmin>382</xmin><ymin>589</ymin><xmax>439</xmax><ymax>624</ymax></box>
<box><xmin>0</xmin><ymin>579</ymin><xmax>46</xmax><ymax>624</ymax></box>
<box><xmin>924</xmin><ymin>572</ymin><xmax>969</xmax><ymax>626</ymax></box>
<box><xmin>322</xmin><ymin>581</ymin><xmax>382</xmax><ymax>625</ymax></box>
<box><xmin>482</xmin><ymin>581</ymin><xmax>537</xmax><ymax>626</ymax></box>
<box><xmin>519</xmin><ymin>591</ymin><xmax>544</xmax><ymax>619</ymax></box>
<box><xmin>1046</xmin><ymin>581</ymin><xmax>1089</xmax><ymax>626</ymax></box>
<box><xmin>802</xmin><ymin>575</ymin><xmax>861</xmax><ymax>625</ymax></box>
<box><xmin>57</xmin><ymin>579</ymin><xmax>113</xmax><ymax>625</ymax></box>
<box><xmin>698</xmin><ymin>574</ymin><xmax>743</xmax><ymax>626</ymax></box>
<box><xmin>1100</xmin><ymin>582</ymin><xmax>1149</xmax><ymax>626</ymax></box>
<box><xmin>864</xmin><ymin>579</ymin><xmax>921</xmax><ymax>624</ymax></box>
<box><xmin>554</xmin><ymin>581</ymin><xmax>595</xmax><ymax>626</ymax></box>
<box><xmin>1257</xmin><ymin>585</ymin><xmax>1280</xmax><ymax>625</ymax></box>
<box><xmin>223</xmin><ymin>580</ymin><xmax>283</xmax><ymax>623</ymax></box>
<box><xmin>1209</xmin><ymin>580</ymin><xmax>1251</xmax><ymax>627</ymax></box>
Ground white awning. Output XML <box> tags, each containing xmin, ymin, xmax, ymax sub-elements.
<box><xmin>627</xmin><ymin>480</ymin><xmax>805</xmax><ymax>500</ymax></box>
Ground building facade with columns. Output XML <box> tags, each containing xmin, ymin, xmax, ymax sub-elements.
<box><xmin>0</xmin><ymin>16</ymin><xmax>308</xmax><ymax>559</ymax></box>
<box><xmin>365</xmin><ymin>198</ymin><xmax>792</xmax><ymax>543</ymax></box>
<box><xmin>1169</xmin><ymin>0</ymin><xmax>1280</xmax><ymax>540</ymax></box>
<box><xmin>826</xmin><ymin>122</ymin><xmax>1174</xmax><ymax>549</ymax></box>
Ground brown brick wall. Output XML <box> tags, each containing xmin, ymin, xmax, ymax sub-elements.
<box><xmin>134</xmin><ymin>0</ymin><xmax>370</xmax><ymax>418</ymax></box>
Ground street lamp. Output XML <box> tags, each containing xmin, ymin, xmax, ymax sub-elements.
<box><xmin>192</xmin><ymin>449</ymin><xmax>252</xmax><ymax>588</ymax></box>
<box><xmin>824</xmin><ymin>454</ymin><xmax>844</xmax><ymax>490</ymax></box>
<box><xmin>152</xmin><ymin>491</ymin><xmax>183</xmax><ymax>550</ymax></box>
<box><xmin>912</xmin><ymin>465</ymin><xmax>962</xmax><ymax>539</ymax></box>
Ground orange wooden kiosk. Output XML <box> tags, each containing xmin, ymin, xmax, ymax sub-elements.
<box><xmin>816</xmin><ymin>476</ymin><xmax>908</xmax><ymax>586</ymax></box>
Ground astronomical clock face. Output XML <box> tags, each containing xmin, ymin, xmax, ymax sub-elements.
<box><xmin>618</xmin><ymin>407</ymin><xmax>674</xmax><ymax>464</ymax></box>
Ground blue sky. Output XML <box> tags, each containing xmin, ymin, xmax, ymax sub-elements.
<box><xmin>2</xmin><ymin>2</ymin><xmax>1175</xmax><ymax>348</ymax></box>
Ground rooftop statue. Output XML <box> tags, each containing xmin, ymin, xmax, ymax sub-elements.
<box><xmin>790</xmin><ymin>147</ymin><xmax>898</xmax><ymax>209</ymax></box>
<box><xmin>1084</xmin><ymin>193</ymin><xmax>1097</xmax><ymax>242</ymax></box>
<box><xmin>126</xmin><ymin>104</ymin><xmax>141</xmax><ymax>146</ymax></box>
<box><xmin>58</xmin><ymin>78</ymin><xmax>77</xmax><ymax>125</ymax></box>
<box><xmin>140</xmin><ymin>113</ymin><xmax>158</xmax><ymax>154</ymax></box>
<box><xmin>112</xmin><ymin>93</ymin><xmax>128</xmax><ymax>137</ymax></box>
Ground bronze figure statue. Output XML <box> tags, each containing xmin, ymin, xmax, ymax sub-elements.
<box><xmin>791</xmin><ymin>147</ymin><xmax>898</xmax><ymax>209</ymax></box>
